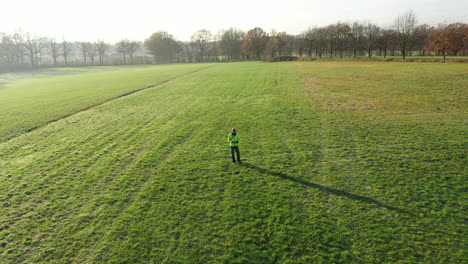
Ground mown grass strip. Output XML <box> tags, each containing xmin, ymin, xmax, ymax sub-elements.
<box><xmin>1</xmin><ymin>65</ymin><xmax>214</xmax><ymax>144</ymax></box>
<box><xmin>0</xmin><ymin>64</ymin><xmax>214</xmax><ymax>143</ymax></box>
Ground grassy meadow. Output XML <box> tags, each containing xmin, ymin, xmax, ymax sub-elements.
<box><xmin>0</xmin><ymin>64</ymin><xmax>213</xmax><ymax>142</ymax></box>
<box><xmin>0</xmin><ymin>61</ymin><xmax>466</xmax><ymax>263</ymax></box>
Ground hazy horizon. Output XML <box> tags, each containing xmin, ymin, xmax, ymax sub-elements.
<box><xmin>2</xmin><ymin>0</ymin><xmax>467</xmax><ymax>43</ymax></box>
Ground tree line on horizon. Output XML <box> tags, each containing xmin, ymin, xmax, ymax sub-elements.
<box><xmin>1</xmin><ymin>11</ymin><xmax>467</xmax><ymax>72</ymax></box>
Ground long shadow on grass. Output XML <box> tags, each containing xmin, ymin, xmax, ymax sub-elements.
<box><xmin>241</xmin><ymin>162</ymin><xmax>412</xmax><ymax>215</ymax></box>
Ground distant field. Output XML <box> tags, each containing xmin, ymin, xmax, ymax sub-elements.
<box><xmin>282</xmin><ymin>53</ymin><xmax>468</xmax><ymax>61</ymax></box>
<box><xmin>0</xmin><ymin>61</ymin><xmax>466</xmax><ymax>263</ymax></box>
<box><xmin>363</xmin><ymin>55</ymin><xmax>468</xmax><ymax>60</ymax></box>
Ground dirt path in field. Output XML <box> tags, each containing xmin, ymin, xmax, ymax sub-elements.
<box><xmin>3</xmin><ymin>65</ymin><xmax>216</xmax><ymax>143</ymax></box>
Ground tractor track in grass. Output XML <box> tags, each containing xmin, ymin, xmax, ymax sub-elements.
<box><xmin>1</xmin><ymin>65</ymin><xmax>216</xmax><ymax>144</ymax></box>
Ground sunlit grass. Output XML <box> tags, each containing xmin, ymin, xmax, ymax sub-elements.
<box><xmin>0</xmin><ymin>61</ymin><xmax>466</xmax><ymax>263</ymax></box>
<box><xmin>0</xmin><ymin>64</ymin><xmax>212</xmax><ymax>142</ymax></box>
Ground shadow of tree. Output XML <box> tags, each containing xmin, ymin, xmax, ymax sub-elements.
<box><xmin>241</xmin><ymin>162</ymin><xmax>412</xmax><ymax>215</ymax></box>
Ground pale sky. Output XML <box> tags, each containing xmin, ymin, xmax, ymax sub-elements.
<box><xmin>1</xmin><ymin>0</ymin><xmax>467</xmax><ymax>43</ymax></box>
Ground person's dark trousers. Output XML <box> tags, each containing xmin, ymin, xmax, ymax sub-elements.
<box><xmin>231</xmin><ymin>146</ymin><xmax>240</xmax><ymax>162</ymax></box>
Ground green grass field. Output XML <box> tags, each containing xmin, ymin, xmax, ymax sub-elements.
<box><xmin>0</xmin><ymin>62</ymin><xmax>466</xmax><ymax>263</ymax></box>
<box><xmin>364</xmin><ymin>55</ymin><xmax>468</xmax><ymax>60</ymax></box>
<box><xmin>0</xmin><ymin>64</ymin><xmax>213</xmax><ymax>142</ymax></box>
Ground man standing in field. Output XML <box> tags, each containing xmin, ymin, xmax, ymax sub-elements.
<box><xmin>228</xmin><ymin>128</ymin><xmax>241</xmax><ymax>163</ymax></box>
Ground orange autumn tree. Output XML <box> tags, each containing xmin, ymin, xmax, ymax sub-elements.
<box><xmin>444</xmin><ymin>23</ymin><xmax>468</xmax><ymax>56</ymax></box>
<box><xmin>241</xmin><ymin>27</ymin><xmax>268</xmax><ymax>60</ymax></box>
<box><xmin>425</xmin><ymin>27</ymin><xmax>448</xmax><ymax>59</ymax></box>
<box><xmin>425</xmin><ymin>23</ymin><xmax>468</xmax><ymax>60</ymax></box>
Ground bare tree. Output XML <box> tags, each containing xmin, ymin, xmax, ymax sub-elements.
<box><xmin>191</xmin><ymin>29</ymin><xmax>212</xmax><ymax>62</ymax></box>
<box><xmin>350</xmin><ymin>22</ymin><xmax>364</xmax><ymax>58</ymax></box>
<box><xmin>94</xmin><ymin>40</ymin><xmax>109</xmax><ymax>65</ymax></box>
<box><xmin>275</xmin><ymin>31</ymin><xmax>292</xmax><ymax>56</ymax></box>
<box><xmin>46</xmin><ymin>38</ymin><xmax>61</xmax><ymax>65</ymax></box>
<box><xmin>116</xmin><ymin>39</ymin><xmax>130</xmax><ymax>64</ymax></box>
<box><xmin>297</xmin><ymin>34</ymin><xmax>308</xmax><ymax>57</ymax></box>
<box><xmin>327</xmin><ymin>23</ymin><xmax>351</xmax><ymax>58</ymax></box>
<box><xmin>0</xmin><ymin>33</ymin><xmax>12</xmax><ymax>70</ymax></box>
<box><xmin>61</xmin><ymin>40</ymin><xmax>73</xmax><ymax>65</ymax></box>
<box><xmin>0</xmin><ymin>32</ymin><xmax>26</xmax><ymax>69</ymax></box>
<box><xmin>363</xmin><ymin>23</ymin><xmax>381</xmax><ymax>58</ymax></box>
<box><xmin>174</xmin><ymin>41</ymin><xmax>185</xmax><ymax>62</ymax></box>
<box><xmin>10</xmin><ymin>32</ymin><xmax>26</xmax><ymax>64</ymax></box>
<box><xmin>313</xmin><ymin>28</ymin><xmax>328</xmax><ymax>58</ymax></box>
<box><xmin>265</xmin><ymin>34</ymin><xmax>278</xmax><ymax>57</ymax></box>
<box><xmin>413</xmin><ymin>24</ymin><xmax>434</xmax><ymax>56</ymax></box>
<box><xmin>181</xmin><ymin>41</ymin><xmax>194</xmax><ymax>63</ymax></box>
<box><xmin>77</xmin><ymin>41</ymin><xmax>89</xmax><ymax>64</ymax></box>
<box><xmin>377</xmin><ymin>28</ymin><xmax>397</xmax><ymax>58</ymax></box>
<box><xmin>207</xmin><ymin>35</ymin><xmax>219</xmax><ymax>62</ymax></box>
<box><xmin>324</xmin><ymin>25</ymin><xmax>336</xmax><ymax>58</ymax></box>
<box><xmin>220</xmin><ymin>28</ymin><xmax>245</xmax><ymax>61</ymax></box>
<box><xmin>0</xmin><ymin>33</ymin><xmax>21</xmax><ymax>66</ymax></box>
<box><xmin>86</xmin><ymin>43</ymin><xmax>97</xmax><ymax>64</ymax></box>
<box><xmin>395</xmin><ymin>10</ymin><xmax>417</xmax><ymax>59</ymax></box>
<box><xmin>126</xmin><ymin>41</ymin><xmax>141</xmax><ymax>64</ymax></box>
<box><xmin>21</xmin><ymin>31</ymin><xmax>46</xmax><ymax>68</ymax></box>
<box><xmin>285</xmin><ymin>34</ymin><xmax>296</xmax><ymax>56</ymax></box>
<box><xmin>302</xmin><ymin>28</ymin><xmax>316</xmax><ymax>57</ymax></box>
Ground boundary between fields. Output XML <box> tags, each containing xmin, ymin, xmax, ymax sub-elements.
<box><xmin>2</xmin><ymin>65</ymin><xmax>216</xmax><ymax>143</ymax></box>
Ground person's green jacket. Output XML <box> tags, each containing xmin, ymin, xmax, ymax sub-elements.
<box><xmin>228</xmin><ymin>134</ymin><xmax>240</xmax><ymax>147</ymax></box>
